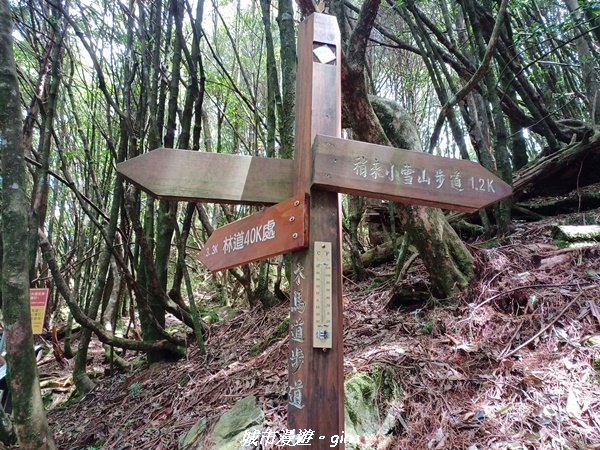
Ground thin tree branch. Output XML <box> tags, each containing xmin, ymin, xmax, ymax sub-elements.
<box><xmin>39</xmin><ymin>230</ymin><xmax>185</xmax><ymax>353</ymax></box>
<box><xmin>429</xmin><ymin>0</ymin><xmax>509</xmax><ymax>152</ymax></box>
<box><xmin>44</xmin><ymin>0</ymin><xmax>128</xmax><ymax>122</ymax></box>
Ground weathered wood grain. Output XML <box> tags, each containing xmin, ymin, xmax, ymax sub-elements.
<box><xmin>117</xmin><ymin>149</ymin><xmax>294</xmax><ymax>204</ymax></box>
<box><xmin>198</xmin><ymin>194</ymin><xmax>308</xmax><ymax>271</ymax></box>
<box><xmin>313</xmin><ymin>135</ymin><xmax>513</xmax><ymax>213</ymax></box>
<box><xmin>288</xmin><ymin>13</ymin><xmax>345</xmax><ymax>449</ymax></box>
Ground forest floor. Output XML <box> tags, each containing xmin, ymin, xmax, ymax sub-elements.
<box><xmin>42</xmin><ymin>209</ymin><xmax>600</xmax><ymax>450</ymax></box>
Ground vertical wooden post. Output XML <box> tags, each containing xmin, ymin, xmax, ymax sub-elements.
<box><xmin>288</xmin><ymin>13</ymin><xmax>344</xmax><ymax>448</ymax></box>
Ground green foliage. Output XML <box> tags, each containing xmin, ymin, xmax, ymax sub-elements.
<box><xmin>201</xmin><ymin>307</ymin><xmax>219</xmax><ymax>324</ymax></box>
<box><xmin>412</xmin><ymin>308</ymin><xmax>434</xmax><ymax>335</ymax></box>
<box><xmin>127</xmin><ymin>381</ymin><xmax>142</xmax><ymax>398</ymax></box>
<box><xmin>580</xmin><ymin>0</ymin><xmax>600</xmax><ymax>15</ymax></box>
<box><xmin>370</xmin><ymin>364</ymin><xmax>401</xmax><ymax>403</ymax></box>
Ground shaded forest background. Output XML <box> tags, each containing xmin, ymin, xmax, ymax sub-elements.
<box><xmin>0</xmin><ymin>0</ymin><xmax>600</xmax><ymax>447</ymax></box>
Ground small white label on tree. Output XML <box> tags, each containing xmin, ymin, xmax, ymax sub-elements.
<box><xmin>313</xmin><ymin>45</ymin><xmax>336</xmax><ymax>64</ymax></box>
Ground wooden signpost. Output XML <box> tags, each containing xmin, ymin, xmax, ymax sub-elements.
<box><xmin>117</xmin><ymin>13</ymin><xmax>512</xmax><ymax>449</ymax></box>
<box><xmin>312</xmin><ymin>135</ymin><xmax>512</xmax><ymax>213</ymax></box>
<box><xmin>117</xmin><ymin>148</ymin><xmax>294</xmax><ymax>204</ymax></box>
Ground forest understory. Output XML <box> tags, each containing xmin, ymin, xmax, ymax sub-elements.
<box><xmin>37</xmin><ymin>205</ymin><xmax>600</xmax><ymax>450</ymax></box>
<box><xmin>5</xmin><ymin>0</ymin><xmax>600</xmax><ymax>447</ymax></box>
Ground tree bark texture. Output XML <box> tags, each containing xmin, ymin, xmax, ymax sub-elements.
<box><xmin>339</xmin><ymin>0</ymin><xmax>474</xmax><ymax>297</ymax></box>
<box><xmin>276</xmin><ymin>0</ymin><xmax>296</xmax><ymax>159</ymax></box>
<box><xmin>0</xmin><ymin>0</ymin><xmax>56</xmax><ymax>447</ymax></box>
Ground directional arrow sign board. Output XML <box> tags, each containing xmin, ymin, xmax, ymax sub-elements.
<box><xmin>116</xmin><ymin>13</ymin><xmax>513</xmax><ymax>449</ymax></box>
<box><xmin>198</xmin><ymin>194</ymin><xmax>309</xmax><ymax>271</ymax></box>
<box><xmin>117</xmin><ymin>149</ymin><xmax>294</xmax><ymax>205</ymax></box>
<box><xmin>312</xmin><ymin>135</ymin><xmax>512</xmax><ymax>213</ymax></box>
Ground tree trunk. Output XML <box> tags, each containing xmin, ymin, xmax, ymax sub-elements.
<box><xmin>102</xmin><ymin>256</ymin><xmax>130</xmax><ymax>372</ymax></box>
<box><xmin>564</xmin><ymin>0</ymin><xmax>600</xmax><ymax>124</ymax></box>
<box><xmin>0</xmin><ymin>1</ymin><xmax>56</xmax><ymax>446</ymax></box>
<box><xmin>150</xmin><ymin>0</ymin><xmax>184</xmax><ymax>344</ymax></box>
<box><xmin>347</xmin><ymin>196</ymin><xmax>367</xmax><ymax>280</ymax></box>
<box><xmin>276</xmin><ymin>0</ymin><xmax>296</xmax><ymax>159</ymax></box>
<box><xmin>72</xmin><ymin>128</ymin><xmax>126</xmax><ymax>394</ymax></box>
<box><xmin>39</xmin><ymin>231</ymin><xmax>186</xmax><ymax>354</ymax></box>
<box><xmin>339</xmin><ymin>0</ymin><xmax>474</xmax><ymax>298</ymax></box>
<box><xmin>513</xmin><ymin>131</ymin><xmax>600</xmax><ymax>199</ymax></box>
<box><xmin>260</xmin><ymin>0</ymin><xmax>280</xmax><ymax>157</ymax></box>
<box><xmin>28</xmin><ymin>1</ymin><xmax>64</xmax><ymax>281</ymax></box>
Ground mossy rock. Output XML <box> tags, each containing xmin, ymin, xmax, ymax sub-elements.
<box><xmin>179</xmin><ymin>396</ymin><xmax>263</xmax><ymax>449</ymax></box>
<box><xmin>552</xmin><ymin>225</ymin><xmax>600</xmax><ymax>247</ymax></box>
<box><xmin>209</xmin><ymin>395</ymin><xmax>264</xmax><ymax>450</ymax></box>
<box><xmin>344</xmin><ymin>365</ymin><xmax>403</xmax><ymax>449</ymax></box>
<box><xmin>178</xmin><ymin>417</ymin><xmax>206</xmax><ymax>450</ymax></box>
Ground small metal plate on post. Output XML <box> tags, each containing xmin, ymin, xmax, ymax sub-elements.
<box><xmin>313</xmin><ymin>44</ymin><xmax>337</xmax><ymax>65</ymax></box>
<box><xmin>313</xmin><ymin>241</ymin><xmax>333</xmax><ymax>348</ymax></box>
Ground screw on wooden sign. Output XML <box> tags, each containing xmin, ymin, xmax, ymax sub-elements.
<box><xmin>116</xmin><ymin>13</ymin><xmax>512</xmax><ymax>450</ymax></box>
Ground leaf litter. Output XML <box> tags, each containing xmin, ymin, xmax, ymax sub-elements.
<box><xmin>45</xmin><ymin>211</ymin><xmax>600</xmax><ymax>449</ymax></box>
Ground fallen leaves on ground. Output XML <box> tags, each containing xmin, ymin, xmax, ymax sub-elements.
<box><xmin>46</xmin><ymin>211</ymin><xmax>600</xmax><ymax>449</ymax></box>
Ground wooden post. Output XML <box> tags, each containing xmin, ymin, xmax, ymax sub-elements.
<box><xmin>117</xmin><ymin>15</ymin><xmax>512</xmax><ymax>448</ymax></box>
<box><xmin>288</xmin><ymin>13</ymin><xmax>345</xmax><ymax>448</ymax></box>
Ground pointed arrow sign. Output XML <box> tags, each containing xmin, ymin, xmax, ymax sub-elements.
<box><xmin>198</xmin><ymin>194</ymin><xmax>309</xmax><ymax>272</ymax></box>
<box><xmin>117</xmin><ymin>149</ymin><xmax>294</xmax><ymax>205</ymax></box>
<box><xmin>312</xmin><ymin>135</ymin><xmax>512</xmax><ymax>213</ymax></box>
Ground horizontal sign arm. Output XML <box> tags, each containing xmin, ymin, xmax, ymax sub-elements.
<box><xmin>117</xmin><ymin>149</ymin><xmax>294</xmax><ymax>205</ymax></box>
<box><xmin>312</xmin><ymin>135</ymin><xmax>512</xmax><ymax>213</ymax></box>
<box><xmin>198</xmin><ymin>193</ymin><xmax>309</xmax><ymax>272</ymax></box>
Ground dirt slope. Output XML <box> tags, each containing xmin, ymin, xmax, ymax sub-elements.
<box><xmin>46</xmin><ymin>211</ymin><xmax>600</xmax><ymax>450</ymax></box>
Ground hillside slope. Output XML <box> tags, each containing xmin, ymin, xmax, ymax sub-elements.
<box><xmin>46</xmin><ymin>211</ymin><xmax>600</xmax><ymax>449</ymax></box>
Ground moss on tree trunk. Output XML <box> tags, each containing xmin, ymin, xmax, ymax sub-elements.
<box><xmin>397</xmin><ymin>205</ymin><xmax>473</xmax><ymax>298</ymax></box>
<box><xmin>0</xmin><ymin>1</ymin><xmax>56</xmax><ymax>446</ymax></box>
